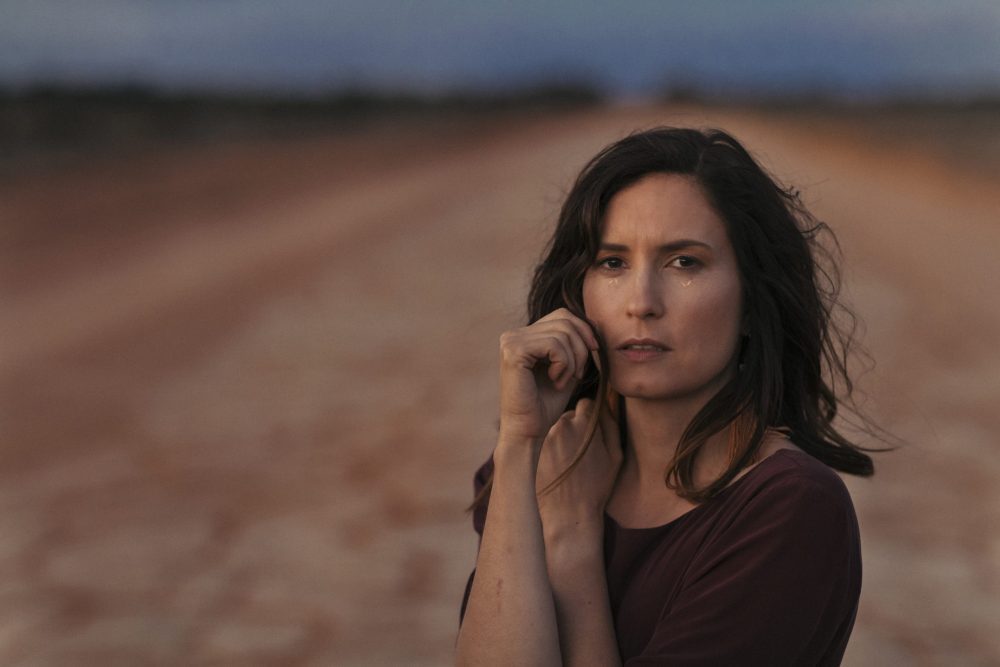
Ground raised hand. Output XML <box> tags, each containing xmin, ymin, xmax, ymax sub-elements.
<box><xmin>536</xmin><ymin>397</ymin><xmax>623</xmax><ymax>546</ymax></box>
<box><xmin>498</xmin><ymin>308</ymin><xmax>599</xmax><ymax>442</ymax></box>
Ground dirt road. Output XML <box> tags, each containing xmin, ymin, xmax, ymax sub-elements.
<box><xmin>2</xmin><ymin>105</ymin><xmax>998</xmax><ymax>665</ymax></box>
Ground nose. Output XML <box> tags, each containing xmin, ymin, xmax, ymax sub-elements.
<box><xmin>625</xmin><ymin>267</ymin><xmax>664</xmax><ymax>320</ymax></box>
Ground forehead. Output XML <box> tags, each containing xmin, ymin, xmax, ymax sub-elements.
<box><xmin>602</xmin><ymin>173</ymin><xmax>729</xmax><ymax>246</ymax></box>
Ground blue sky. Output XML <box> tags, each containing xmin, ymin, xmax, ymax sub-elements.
<box><xmin>2</xmin><ymin>1</ymin><xmax>999</xmax><ymax>98</ymax></box>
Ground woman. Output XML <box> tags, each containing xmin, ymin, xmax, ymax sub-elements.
<box><xmin>455</xmin><ymin>127</ymin><xmax>877</xmax><ymax>666</ymax></box>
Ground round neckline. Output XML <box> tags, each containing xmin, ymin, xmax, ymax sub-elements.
<box><xmin>604</xmin><ymin>448</ymin><xmax>806</xmax><ymax>533</ymax></box>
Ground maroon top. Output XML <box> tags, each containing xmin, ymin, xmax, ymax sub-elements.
<box><xmin>460</xmin><ymin>448</ymin><xmax>861</xmax><ymax>666</ymax></box>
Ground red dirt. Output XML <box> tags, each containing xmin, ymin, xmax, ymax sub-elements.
<box><xmin>1</xmin><ymin>105</ymin><xmax>998</xmax><ymax>665</ymax></box>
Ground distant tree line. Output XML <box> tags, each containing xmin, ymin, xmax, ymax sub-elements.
<box><xmin>2</xmin><ymin>81</ymin><xmax>997</xmax><ymax>173</ymax></box>
<box><xmin>0</xmin><ymin>82</ymin><xmax>605</xmax><ymax>168</ymax></box>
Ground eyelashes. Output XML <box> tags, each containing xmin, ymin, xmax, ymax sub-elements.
<box><xmin>594</xmin><ymin>255</ymin><xmax>702</xmax><ymax>271</ymax></box>
<box><xmin>596</xmin><ymin>256</ymin><xmax>624</xmax><ymax>270</ymax></box>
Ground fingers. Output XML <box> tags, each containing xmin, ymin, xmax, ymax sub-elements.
<box><xmin>501</xmin><ymin>328</ymin><xmax>576</xmax><ymax>390</ymax></box>
<box><xmin>544</xmin><ymin>400</ymin><xmax>592</xmax><ymax>455</ymax></box>
<box><xmin>534</xmin><ymin>309</ymin><xmax>598</xmax><ymax>382</ymax></box>
<box><xmin>537</xmin><ymin>308</ymin><xmax>600</xmax><ymax>351</ymax></box>
<box><xmin>554</xmin><ymin>329</ymin><xmax>587</xmax><ymax>382</ymax></box>
<box><xmin>542</xmin><ymin>399</ymin><xmax>622</xmax><ymax>485</ymax></box>
<box><xmin>573</xmin><ymin>397</ymin><xmax>595</xmax><ymax>420</ymax></box>
<box><xmin>500</xmin><ymin>308</ymin><xmax>600</xmax><ymax>394</ymax></box>
<box><xmin>544</xmin><ymin>333</ymin><xmax>576</xmax><ymax>388</ymax></box>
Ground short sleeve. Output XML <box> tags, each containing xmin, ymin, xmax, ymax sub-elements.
<box><xmin>627</xmin><ymin>475</ymin><xmax>861</xmax><ymax>666</ymax></box>
<box><xmin>459</xmin><ymin>456</ymin><xmax>495</xmax><ymax>626</ymax></box>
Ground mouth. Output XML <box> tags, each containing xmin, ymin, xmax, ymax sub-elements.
<box><xmin>617</xmin><ymin>338</ymin><xmax>670</xmax><ymax>361</ymax></box>
<box><xmin>618</xmin><ymin>338</ymin><xmax>670</xmax><ymax>351</ymax></box>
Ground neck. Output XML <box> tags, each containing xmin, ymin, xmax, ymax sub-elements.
<box><xmin>620</xmin><ymin>394</ymin><xmax>731</xmax><ymax>490</ymax></box>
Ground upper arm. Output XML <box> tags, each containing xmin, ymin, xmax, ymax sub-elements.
<box><xmin>628</xmin><ymin>478</ymin><xmax>861</xmax><ymax>666</ymax></box>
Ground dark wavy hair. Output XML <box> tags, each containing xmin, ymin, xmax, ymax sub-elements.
<box><xmin>472</xmin><ymin>126</ymin><xmax>882</xmax><ymax>511</ymax></box>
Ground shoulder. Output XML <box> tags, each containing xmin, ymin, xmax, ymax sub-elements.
<box><xmin>707</xmin><ymin>448</ymin><xmax>860</xmax><ymax>559</ymax></box>
<box><xmin>635</xmin><ymin>450</ymin><xmax>862</xmax><ymax>665</ymax></box>
<box><xmin>684</xmin><ymin>449</ymin><xmax>862</xmax><ymax>591</ymax></box>
<box><xmin>735</xmin><ymin>448</ymin><xmax>855</xmax><ymax>513</ymax></box>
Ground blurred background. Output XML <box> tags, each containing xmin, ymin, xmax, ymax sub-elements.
<box><xmin>2</xmin><ymin>1</ymin><xmax>999</xmax><ymax>665</ymax></box>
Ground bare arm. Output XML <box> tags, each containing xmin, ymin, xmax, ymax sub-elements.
<box><xmin>540</xmin><ymin>400</ymin><xmax>623</xmax><ymax>667</ymax></box>
<box><xmin>547</xmin><ymin>536</ymin><xmax>622</xmax><ymax>666</ymax></box>
<box><xmin>458</xmin><ymin>427</ymin><xmax>623</xmax><ymax>667</ymax></box>
<box><xmin>455</xmin><ymin>437</ymin><xmax>561</xmax><ymax>666</ymax></box>
<box><xmin>456</xmin><ymin>309</ymin><xmax>621</xmax><ymax>666</ymax></box>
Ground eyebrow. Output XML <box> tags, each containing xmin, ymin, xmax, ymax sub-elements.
<box><xmin>598</xmin><ymin>239</ymin><xmax>713</xmax><ymax>253</ymax></box>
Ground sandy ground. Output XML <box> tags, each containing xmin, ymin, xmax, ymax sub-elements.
<box><xmin>1</xmin><ymin>105</ymin><xmax>999</xmax><ymax>666</ymax></box>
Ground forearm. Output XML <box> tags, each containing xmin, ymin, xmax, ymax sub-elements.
<box><xmin>547</xmin><ymin>531</ymin><xmax>623</xmax><ymax>667</ymax></box>
<box><xmin>456</xmin><ymin>438</ymin><xmax>561</xmax><ymax>666</ymax></box>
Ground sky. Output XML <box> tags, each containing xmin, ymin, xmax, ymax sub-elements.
<box><xmin>2</xmin><ymin>1</ymin><xmax>999</xmax><ymax>99</ymax></box>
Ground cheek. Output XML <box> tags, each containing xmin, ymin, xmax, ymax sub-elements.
<box><xmin>682</xmin><ymin>281</ymin><xmax>743</xmax><ymax>350</ymax></box>
<box><xmin>581</xmin><ymin>274</ymin><xmax>609</xmax><ymax>326</ymax></box>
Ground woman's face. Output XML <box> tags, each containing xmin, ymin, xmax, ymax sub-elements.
<box><xmin>582</xmin><ymin>172</ymin><xmax>744</xmax><ymax>404</ymax></box>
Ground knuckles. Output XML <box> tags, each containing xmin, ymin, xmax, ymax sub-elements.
<box><xmin>498</xmin><ymin>330</ymin><xmax>523</xmax><ymax>363</ymax></box>
<box><xmin>498</xmin><ymin>330</ymin><xmax>516</xmax><ymax>348</ymax></box>
<box><xmin>546</xmin><ymin>411</ymin><xmax>577</xmax><ymax>440</ymax></box>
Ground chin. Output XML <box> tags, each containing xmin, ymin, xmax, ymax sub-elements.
<box><xmin>611</xmin><ymin>371</ymin><xmax>733</xmax><ymax>403</ymax></box>
<box><xmin>611</xmin><ymin>379</ymin><xmax>679</xmax><ymax>400</ymax></box>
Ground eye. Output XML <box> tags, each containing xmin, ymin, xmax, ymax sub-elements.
<box><xmin>596</xmin><ymin>256</ymin><xmax>624</xmax><ymax>270</ymax></box>
<box><xmin>670</xmin><ymin>255</ymin><xmax>700</xmax><ymax>269</ymax></box>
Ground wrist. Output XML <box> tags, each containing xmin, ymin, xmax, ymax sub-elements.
<box><xmin>495</xmin><ymin>433</ymin><xmax>543</xmax><ymax>461</ymax></box>
<box><xmin>491</xmin><ymin>435</ymin><xmax>544</xmax><ymax>486</ymax></box>
<box><xmin>546</xmin><ymin>532</ymin><xmax>605</xmax><ymax>581</ymax></box>
<box><xmin>544</xmin><ymin>520</ymin><xmax>604</xmax><ymax>561</ymax></box>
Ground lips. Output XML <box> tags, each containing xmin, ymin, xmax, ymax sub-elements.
<box><xmin>618</xmin><ymin>338</ymin><xmax>670</xmax><ymax>351</ymax></box>
<box><xmin>617</xmin><ymin>338</ymin><xmax>670</xmax><ymax>362</ymax></box>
